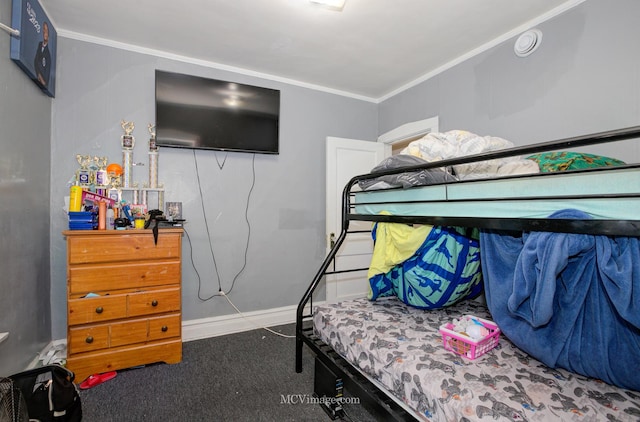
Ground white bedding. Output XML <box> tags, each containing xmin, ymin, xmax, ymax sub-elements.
<box><xmin>401</xmin><ymin>130</ymin><xmax>539</xmax><ymax>179</ymax></box>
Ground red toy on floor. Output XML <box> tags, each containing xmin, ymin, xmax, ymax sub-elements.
<box><xmin>79</xmin><ymin>371</ymin><xmax>117</xmax><ymax>390</ymax></box>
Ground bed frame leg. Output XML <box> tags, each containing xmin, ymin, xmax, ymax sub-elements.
<box><xmin>295</xmin><ymin>336</ymin><xmax>303</xmax><ymax>373</ymax></box>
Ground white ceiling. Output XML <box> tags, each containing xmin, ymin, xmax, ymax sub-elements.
<box><xmin>40</xmin><ymin>0</ymin><xmax>582</xmax><ymax>101</ymax></box>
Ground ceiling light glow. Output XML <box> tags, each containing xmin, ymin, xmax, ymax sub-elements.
<box><xmin>309</xmin><ymin>0</ymin><xmax>346</xmax><ymax>11</ymax></box>
<box><xmin>224</xmin><ymin>96</ymin><xmax>241</xmax><ymax>107</ymax></box>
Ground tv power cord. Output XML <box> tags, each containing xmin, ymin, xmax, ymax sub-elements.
<box><xmin>218</xmin><ymin>290</ymin><xmax>295</xmax><ymax>339</ymax></box>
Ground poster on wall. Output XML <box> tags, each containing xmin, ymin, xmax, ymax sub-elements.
<box><xmin>10</xmin><ymin>0</ymin><xmax>57</xmax><ymax>97</ymax></box>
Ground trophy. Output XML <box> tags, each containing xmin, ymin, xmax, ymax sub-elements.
<box><xmin>75</xmin><ymin>154</ymin><xmax>91</xmax><ymax>186</ymax></box>
<box><xmin>148</xmin><ymin>124</ymin><xmax>159</xmax><ymax>188</ymax></box>
<box><xmin>106</xmin><ymin>162</ymin><xmax>123</xmax><ymax>203</ymax></box>
<box><xmin>148</xmin><ymin>124</ymin><xmax>157</xmax><ymax>151</ymax></box>
<box><xmin>121</xmin><ymin>120</ymin><xmax>135</xmax><ymax>149</ymax></box>
<box><xmin>120</xmin><ymin>120</ymin><xmax>135</xmax><ymax>188</ymax></box>
<box><xmin>94</xmin><ymin>156</ymin><xmax>109</xmax><ymax>187</ymax></box>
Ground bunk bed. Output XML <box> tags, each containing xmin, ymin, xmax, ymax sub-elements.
<box><xmin>295</xmin><ymin>126</ymin><xmax>640</xmax><ymax>421</ymax></box>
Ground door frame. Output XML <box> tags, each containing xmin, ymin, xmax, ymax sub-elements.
<box><xmin>324</xmin><ymin>116</ymin><xmax>439</xmax><ymax>302</ymax></box>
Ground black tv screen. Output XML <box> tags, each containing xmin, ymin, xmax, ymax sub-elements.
<box><xmin>155</xmin><ymin>70</ymin><xmax>280</xmax><ymax>154</ymax></box>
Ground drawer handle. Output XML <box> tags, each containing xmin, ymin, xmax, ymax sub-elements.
<box><xmin>85</xmin><ymin>336</ymin><xmax>94</xmax><ymax>344</ymax></box>
<box><xmin>95</xmin><ymin>306</ymin><xmax>104</xmax><ymax>314</ymax></box>
<box><xmin>161</xmin><ymin>326</ymin><xmax>168</xmax><ymax>332</ymax></box>
<box><xmin>151</xmin><ymin>300</ymin><xmax>158</xmax><ymax>307</ymax></box>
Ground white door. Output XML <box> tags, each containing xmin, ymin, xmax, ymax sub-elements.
<box><xmin>326</xmin><ymin>137</ymin><xmax>390</xmax><ymax>302</ymax></box>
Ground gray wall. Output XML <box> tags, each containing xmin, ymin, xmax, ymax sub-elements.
<box><xmin>0</xmin><ymin>0</ymin><xmax>52</xmax><ymax>375</ymax></box>
<box><xmin>379</xmin><ymin>0</ymin><xmax>640</xmax><ymax>161</ymax></box>
<box><xmin>49</xmin><ymin>39</ymin><xmax>378</xmax><ymax>339</ymax></box>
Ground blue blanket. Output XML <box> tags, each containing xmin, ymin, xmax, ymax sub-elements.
<box><xmin>480</xmin><ymin>209</ymin><xmax>640</xmax><ymax>391</ymax></box>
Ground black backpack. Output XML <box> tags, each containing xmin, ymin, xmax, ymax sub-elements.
<box><xmin>9</xmin><ymin>364</ymin><xmax>82</xmax><ymax>421</ymax></box>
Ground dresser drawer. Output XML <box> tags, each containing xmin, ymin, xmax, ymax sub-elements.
<box><xmin>68</xmin><ymin>295</ymin><xmax>127</xmax><ymax>326</ymax></box>
<box><xmin>128</xmin><ymin>287</ymin><xmax>181</xmax><ymax>317</ymax></box>
<box><xmin>148</xmin><ymin>314</ymin><xmax>181</xmax><ymax>341</ymax></box>
<box><xmin>110</xmin><ymin>318</ymin><xmax>149</xmax><ymax>348</ymax></box>
<box><xmin>67</xmin><ymin>232</ymin><xmax>181</xmax><ymax>265</ymax></box>
<box><xmin>68</xmin><ymin>314</ymin><xmax>181</xmax><ymax>355</ymax></box>
<box><xmin>68</xmin><ymin>324</ymin><xmax>110</xmax><ymax>354</ymax></box>
<box><xmin>67</xmin><ymin>340</ymin><xmax>182</xmax><ymax>385</ymax></box>
<box><xmin>68</xmin><ymin>260</ymin><xmax>181</xmax><ymax>295</ymax></box>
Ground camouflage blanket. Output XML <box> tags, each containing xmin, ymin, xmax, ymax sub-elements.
<box><xmin>313</xmin><ymin>297</ymin><xmax>640</xmax><ymax>421</ymax></box>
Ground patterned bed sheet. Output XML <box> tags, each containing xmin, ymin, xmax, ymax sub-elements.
<box><xmin>313</xmin><ymin>297</ymin><xmax>640</xmax><ymax>421</ymax></box>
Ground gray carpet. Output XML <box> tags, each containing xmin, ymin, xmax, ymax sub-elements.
<box><xmin>78</xmin><ymin>324</ymin><xmax>382</xmax><ymax>421</ymax></box>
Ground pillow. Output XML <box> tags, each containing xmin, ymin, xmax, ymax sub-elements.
<box><xmin>527</xmin><ymin>152</ymin><xmax>625</xmax><ymax>173</ymax></box>
<box><xmin>358</xmin><ymin>154</ymin><xmax>456</xmax><ymax>191</ymax></box>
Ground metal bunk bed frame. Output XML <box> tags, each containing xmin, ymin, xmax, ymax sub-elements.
<box><xmin>295</xmin><ymin>125</ymin><xmax>640</xmax><ymax>420</ymax></box>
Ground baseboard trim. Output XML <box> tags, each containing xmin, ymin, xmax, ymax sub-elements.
<box><xmin>182</xmin><ymin>301</ymin><xmax>324</xmax><ymax>342</ymax></box>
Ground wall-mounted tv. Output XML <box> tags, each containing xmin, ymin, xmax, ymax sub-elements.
<box><xmin>155</xmin><ymin>70</ymin><xmax>280</xmax><ymax>154</ymax></box>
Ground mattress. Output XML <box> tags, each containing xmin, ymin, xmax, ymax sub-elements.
<box><xmin>313</xmin><ymin>297</ymin><xmax>640</xmax><ymax>421</ymax></box>
<box><xmin>354</xmin><ymin>166</ymin><xmax>640</xmax><ymax>220</ymax></box>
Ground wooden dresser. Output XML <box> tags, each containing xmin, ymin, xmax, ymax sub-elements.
<box><xmin>63</xmin><ymin>228</ymin><xmax>183</xmax><ymax>383</ymax></box>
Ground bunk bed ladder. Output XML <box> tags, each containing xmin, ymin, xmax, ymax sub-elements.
<box><xmin>296</xmin><ymin>226</ymin><xmax>347</xmax><ymax>373</ymax></box>
<box><xmin>296</xmin><ymin>177</ymin><xmax>366</xmax><ymax>373</ymax></box>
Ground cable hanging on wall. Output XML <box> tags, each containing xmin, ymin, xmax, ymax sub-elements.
<box><xmin>190</xmin><ymin>150</ymin><xmax>255</xmax><ymax>301</ymax></box>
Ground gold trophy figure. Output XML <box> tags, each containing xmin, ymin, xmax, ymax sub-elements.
<box><xmin>75</xmin><ymin>154</ymin><xmax>92</xmax><ymax>186</ymax></box>
<box><xmin>121</xmin><ymin>120</ymin><xmax>135</xmax><ymax>149</ymax></box>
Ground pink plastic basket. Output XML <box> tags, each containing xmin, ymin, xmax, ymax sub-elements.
<box><xmin>439</xmin><ymin>315</ymin><xmax>500</xmax><ymax>360</ymax></box>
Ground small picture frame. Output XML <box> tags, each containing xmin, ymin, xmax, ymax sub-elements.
<box><xmin>107</xmin><ymin>188</ymin><xmax>120</xmax><ymax>203</ymax></box>
<box><xmin>130</xmin><ymin>204</ymin><xmax>148</xmax><ymax>219</ymax></box>
<box><xmin>166</xmin><ymin>202</ymin><xmax>182</xmax><ymax>220</ymax></box>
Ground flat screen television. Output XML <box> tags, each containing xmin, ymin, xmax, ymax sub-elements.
<box><xmin>155</xmin><ymin>70</ymin><xmax>280</xmax><ymax>154</ymax></box>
